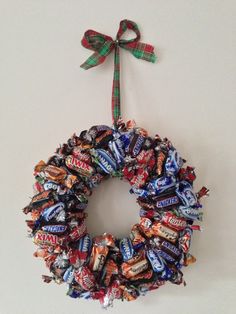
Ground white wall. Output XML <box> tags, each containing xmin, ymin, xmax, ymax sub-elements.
<box><xmin>0</xmin><ymin>1</ymin><xmax>236</xmax><ymax>313</ymax></box>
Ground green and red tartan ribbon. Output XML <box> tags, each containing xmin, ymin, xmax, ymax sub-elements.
<box><xmin>80</xmin><ymin>19</ymin><xmax>157</xmax><ymax>127</ymax></box>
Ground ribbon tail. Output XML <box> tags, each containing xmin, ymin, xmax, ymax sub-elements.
<box><xmin>80</xmin><ymin>41</ymin><xmax>114</xmax><ymax>70</ymax></box>
<box><xmin>80</xmin><ymin>51</ymin><xmax>107</xmax><ymax>70</ymax></box>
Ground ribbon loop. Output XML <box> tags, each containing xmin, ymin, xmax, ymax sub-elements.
<box><xmin>82</xmin><ymin>30</ymin><xmax>113</xmax><ymax>51</ymax></box>
<box><xmin>116</xmin><ymin>20</ymin><xmax>140</xmax><ymax>44</ymax></box>
<box><xmin>80</xmin><ymin>30</ymin><xmax>114</xmax><ymax>70</ymax></box>
<box><xmin>80</xmin><ymin>19</ymin><xmax>156</xmax><ymax>127</ymax></box>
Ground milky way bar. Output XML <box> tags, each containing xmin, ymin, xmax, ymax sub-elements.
<box><xmin>152</xmin><ymin>222</ymin><xmax>178</xmax><ymax>243</ymax></box>
<box><xmin>121</xmin><ymin>252</ymin><xmax>149</xmax><ymax>279</ymax></box>
<box><xmin>128</xmin><ymin>134</ymin><xmax>144</xmax><ymax>157</ymax></box>
<box><xmin>160</xmin><ymin>240</ymin><xmax>181</xmax><ymax>258</ymax></box>
<box><xmin>146</xmin><ymin>249</ymin><xmax>165</xmax><ymax>273</ymax></box>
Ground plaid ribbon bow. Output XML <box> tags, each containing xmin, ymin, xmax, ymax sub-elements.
<box><xmin>80</xmin><ymin>19</ymin><xmax>157</xmax><ymax>127</ymax></box>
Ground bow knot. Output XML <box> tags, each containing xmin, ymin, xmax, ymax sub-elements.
<box><xmin>80</xmin><ymin>19</ymin><xmax>157</xmax><ymax>126</ymax></box>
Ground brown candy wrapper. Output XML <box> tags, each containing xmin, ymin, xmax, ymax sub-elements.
<box><xmin>121</xmin><ymin>251</ymin><xmax>149</xmax><ymax>279</ymax></box>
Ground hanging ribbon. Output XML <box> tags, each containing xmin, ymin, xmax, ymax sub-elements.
<box><xmin>80</xmin><ymin>19</ymin><xmax>157</xmax><ymax>127</ymax></box>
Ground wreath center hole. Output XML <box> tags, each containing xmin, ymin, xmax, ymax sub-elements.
<box><xmin>86</xmin><ymin>177</ymin><xmax>140</xmax><ymax>238</ymax></box>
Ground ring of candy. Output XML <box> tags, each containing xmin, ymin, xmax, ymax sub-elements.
<box><xmin>23</xmin><ymin>120</ymin><xmax>208</xmax><ymax>308</ymax></box>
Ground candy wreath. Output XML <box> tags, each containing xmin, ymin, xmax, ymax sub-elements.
<box><xmin>23</xmin><ymin>120</ymin><xmax>208</xmax><ymax>308</ymax></box>
<box><xmin>22</xmin><ymin>20</ymin><xmax>209</xmax><ymax>308</ymax></box>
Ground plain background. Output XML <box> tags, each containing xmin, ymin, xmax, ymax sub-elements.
<box><xmin>0</xmin><ymin>1</ymin><xmax>236</xmax><ymax>313</ymax></box>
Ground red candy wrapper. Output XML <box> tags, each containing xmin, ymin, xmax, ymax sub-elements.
<box><xmin>162</xmin><ymin>212</ymin><xmax>187</xmax><ymax>231</ymax></box>
<box><xmin>68</xmin><ymin>220</ymin><xmax>87</xmax><ymax>242</ymax></box>
<box><xmin>74</xmin><ymin>266</ymin><xmax>96</xmax><ymax>291</ymax></box>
